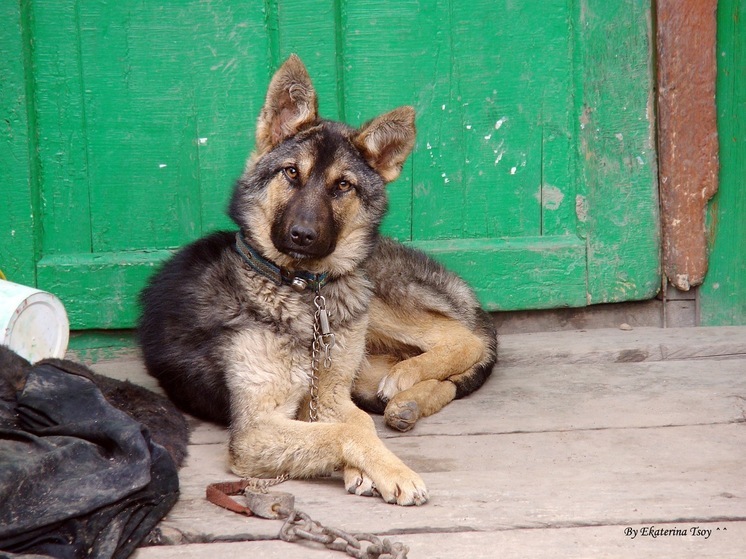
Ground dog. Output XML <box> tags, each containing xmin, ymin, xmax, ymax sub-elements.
<box><xmin>138</xmin><ymin>55</ymin><xmax>497</xmax><ymax>506</ymax></box>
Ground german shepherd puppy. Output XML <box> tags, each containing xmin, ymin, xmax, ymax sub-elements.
<box><xmin>138</xmin><ymin>55</ymin><xmax>497</xmax><ymax>506</ymax></box>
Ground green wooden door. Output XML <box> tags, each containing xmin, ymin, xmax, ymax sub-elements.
<box><xmin>1</xmin><ymin>0</ymin><xmax>660</xmax><ymax>329</ymax></box>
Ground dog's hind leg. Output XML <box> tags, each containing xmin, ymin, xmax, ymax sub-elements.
<box><xmin>375</xmin><ymin>322</ymin><xmax>485</xmax><ymax>400</ymax></box>
<box><xmin>351</xmin><ymin>355</ymin><xmax>396</xmax><ymax>414</ymax></box>
<box><xmin>354</xmin><ymin>353</ymin><xmax>462</xmax><ymax>431</ymax></box>
<box><xmin>383</xmin><ymin>379</ymin><xmax>457</xmax><ymax>432</ymax></box>
<box><xmin>364</xmin><ymin>298</ymin><xmax>495</xmax><ymax>431</ymax></box>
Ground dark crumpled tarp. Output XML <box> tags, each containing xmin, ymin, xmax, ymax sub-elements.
<box><xmin>0</xmin><ymin>362</ymin><xmax>180</xmax><ymax>559</ymax></box>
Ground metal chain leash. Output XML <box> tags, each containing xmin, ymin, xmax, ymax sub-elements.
<box><xmin>279</xmin><ymin>508</ymin><xmax>409</xmax><ymax>559</ymax></box>
<box><xmin>206</xmin><ymin>479</ymin><xmax>409</xmax><ymax>559</ymax></box>
<box><xmin>309</xmin><ymin>286</ymin><xmax>335</xmax><ymax>422</ymax></box>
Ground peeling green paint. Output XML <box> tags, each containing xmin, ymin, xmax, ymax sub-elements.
<box><xmin>701</xmin><ymin>0</ymin><xmax>746</xmax><ymax>325</ymax></box>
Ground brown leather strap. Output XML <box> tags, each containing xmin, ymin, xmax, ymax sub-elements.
<box><xmin>205</xmin><ymin>480</ymin><xmax>254</xmax><ymax>516</ymax></box>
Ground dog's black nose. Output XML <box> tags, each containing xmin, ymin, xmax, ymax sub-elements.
<box><xmin>290</xmin><ymin>225</ymin><xmax>317</xmax><ymax>247</ymax></box>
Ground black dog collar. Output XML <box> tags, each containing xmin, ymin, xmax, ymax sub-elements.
<box><xmin>234</xmin><ymin>231</ymin><xmax>329</xmax><ymax>292</ymax></box>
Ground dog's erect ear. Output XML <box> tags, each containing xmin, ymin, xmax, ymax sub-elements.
<box><xmin>354</xmin><ymin>106</ymin><xmax>416</xmax><ymax>183</ymax></box>
<box><xmin>255</xmin><ymin>54</ymin><xmax>318</xmax><ymax>154</ymax></box>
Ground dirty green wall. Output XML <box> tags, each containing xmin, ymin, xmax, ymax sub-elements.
<box><xmin>0</xmin><ymin>1</ymin><xmax>36</xmax><ymax>288</ymax></box>
<box><xmin>701</xmin><ymin>0</ymin><xmax>746</xmax><ymax>325</ymax></box>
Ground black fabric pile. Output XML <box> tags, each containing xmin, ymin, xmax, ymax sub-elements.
<box><xmin>0</xmin><ymin>347</ymin><xmax>188</xmax><ymax>559</ymax></box>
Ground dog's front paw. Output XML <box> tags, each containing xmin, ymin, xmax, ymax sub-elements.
<box><xmin>375</xmin><ymin>467</ymin><xmax>429</xmax><ymax>506</ymax></box>
<box><xmin>344</xmin><ymin>467</ymin><xmax>379</xmax><ymax>497</ymax></box>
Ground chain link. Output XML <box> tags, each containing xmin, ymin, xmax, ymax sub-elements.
<box><xmin>246</xmin><ymin>474</ymin><xmax>288</xmax><ymax>493</ymax></box>
<box><xmin>309</xmin><ymin>287</ymin><xmax>335</xmax><ymax>422</ymax></box>
<box><xmin>279</xmin><ymin>508</ymin><xmax>409</xmax><ymax>559</ymax></box>
<box><xmin>210</xmin><ymin>477</ymin><xmax>410</xmax><ymax>558</ymax></box>
<box><xmin>309</xmin><ymin>333</ymin><xmax>320</xmax><ymax>422</ymax></box>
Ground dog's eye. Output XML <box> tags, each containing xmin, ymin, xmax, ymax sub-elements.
<box><xmin>283</xmin><ymin>166</ymin><xmax>299</xmax><ymax>181</ymax></box>
<box><xmin>336</xmin><ymin>180</ymin><xmax>354</xmax><ymax>193</ymax></box>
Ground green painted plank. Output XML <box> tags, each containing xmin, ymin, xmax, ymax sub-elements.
<box><xmin>37</xmin><ymin>236</ymin><xmax>585</xmax><ymax>328</ymax></box>
<box><xmin>392</xmin><ymin>0</ymin><xmax>575</xmax><ymax>242</ymax></box>
<box><xmin>79</xmin><ymin>2</ymin><xmax>204</xmax><ymax>252</ymax></box>
<box><xmin>30</xmin><ymin>0</ymin><xmax>92</xmax><ymax>256</ymax></box>
<box><xmin>342</xmin><ymin>0</ymin><xmax>578</xmax><ymax>244</ymax></box>
<box><xmin>442</xmin><ymin>0</ymin><xmax>574</xmax><ymax>242</ymax></box>
<box><xmin>343</xmin><ymin>0</ymin><xmax>427</xmax><ymax>240</ymax></box>
<box><xmin>576</xmin><ymin>0</ymin><xmax>661</xmax><ymax>304</ymax></box>
<box><xmin>410</xmin><ymin>236</ymin><xmax>588</xmax><ymax>311</ymax></box>
<box><xmin>36</xmin><ymin>250</ymin><xmax>172</xmax><ymax>329</ymax></box>
<box><xmin>540</xmin><ymin>108</ymin><xmax>578</xmax><ymax>237</ymax></box>
<box><xmin>701</xmin><ymin>0</ymin><xmax>746</xmax><ymax>325</ymax></box>
<box><xmin>67</xmin><ymin>330</ymin><xmax>135</xmax><ymax>355</ymax></box>
<box><xmin>0</xmin><ymin>0</ymin><xmax>36</xmax><ymax>285</ymax></box>
<box><xmin>192</xmin><ymin>1</ymin><xmax>271</xmax><ymax>233</ymax></box>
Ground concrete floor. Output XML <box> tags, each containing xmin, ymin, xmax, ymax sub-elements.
<box><xmin>84</xmin><ymin>326</ymin><xmax>746</xmax><ymax>558</ymax></box>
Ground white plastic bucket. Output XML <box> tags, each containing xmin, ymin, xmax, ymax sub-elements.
<box><xmin>0</xmin><ymin>279</ymin><xmax>70</xmax><ymax>363</ymax></box>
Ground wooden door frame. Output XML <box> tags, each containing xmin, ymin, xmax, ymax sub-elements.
<box><xmin>656</xmin><ymin>0</ymin><xmax>720</xmax><ymax>292</ymax></box>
